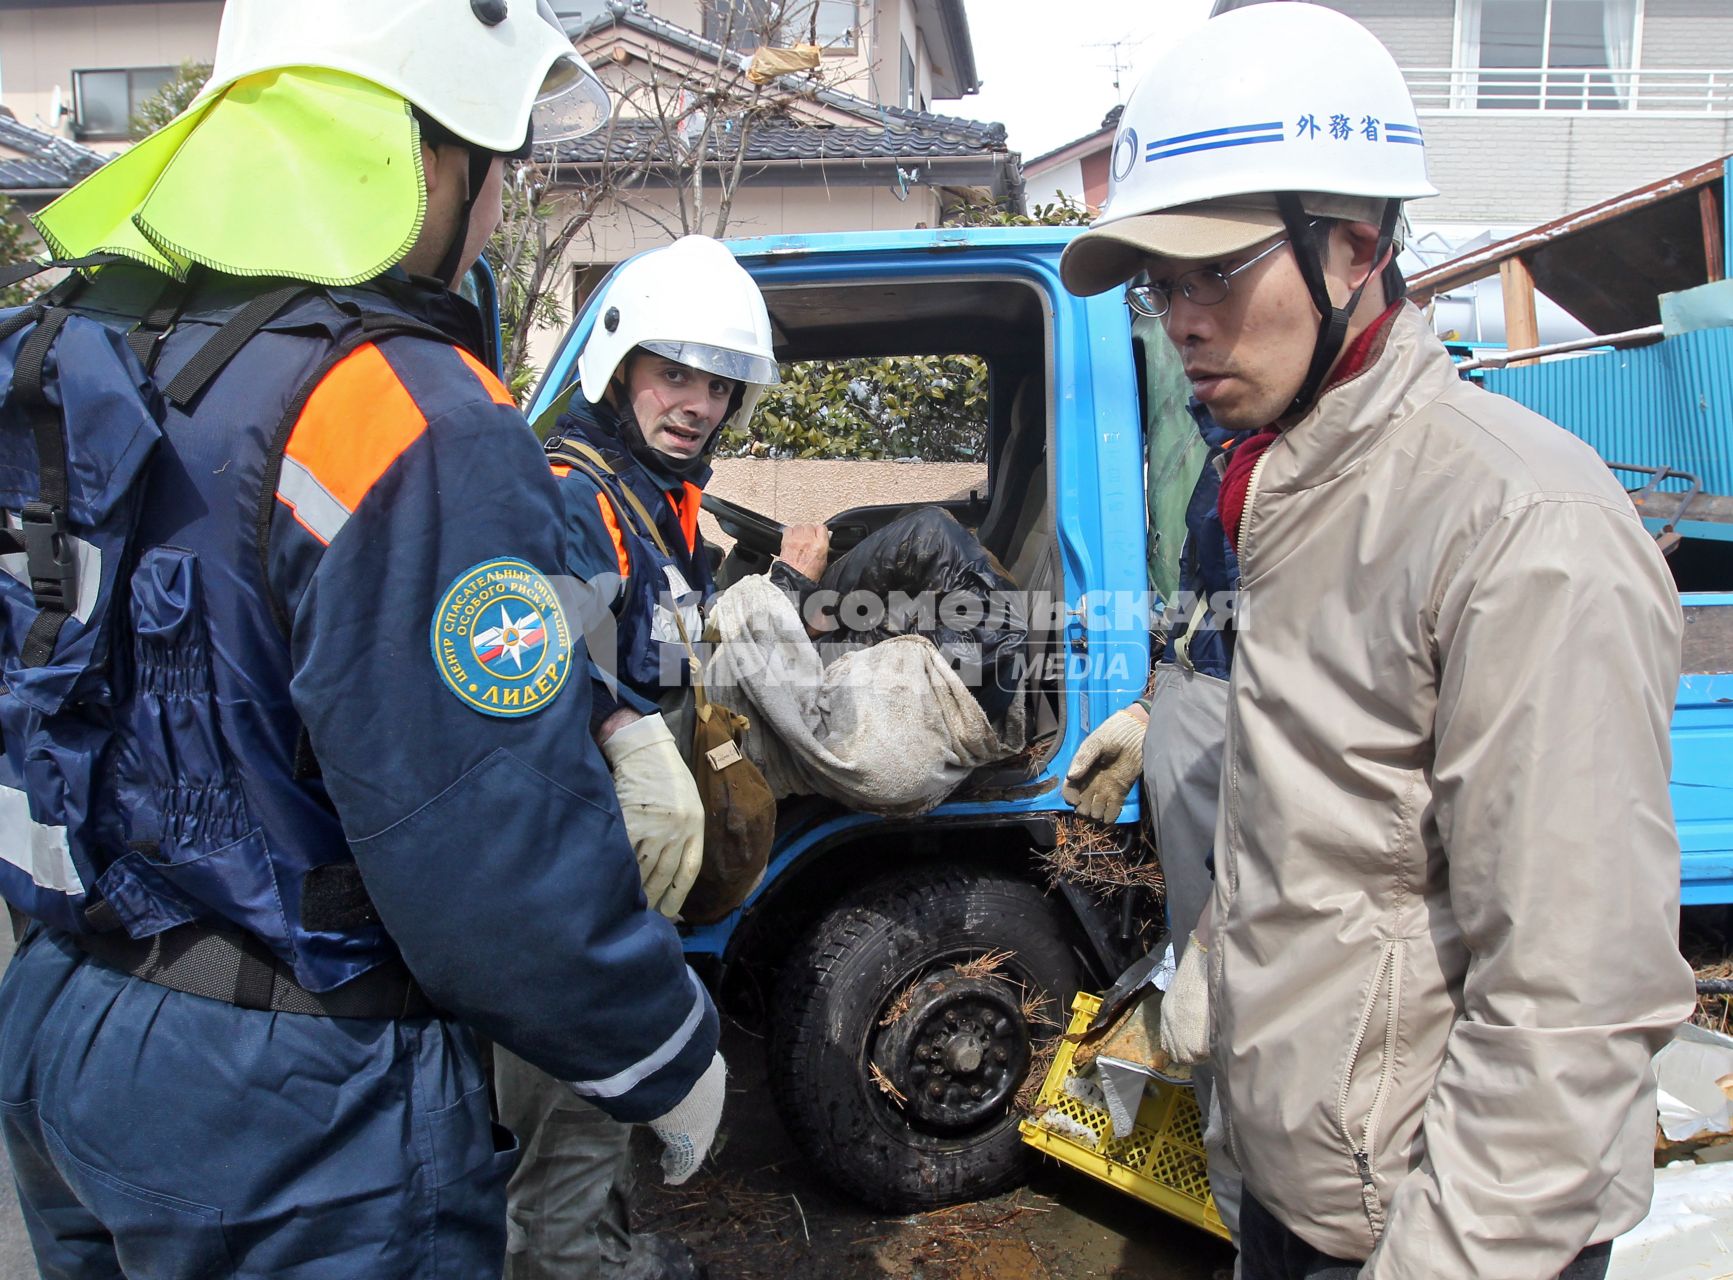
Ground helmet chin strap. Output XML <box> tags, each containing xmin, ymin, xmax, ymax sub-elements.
<box><xmin>1275</xmin><ymin>193</ymin><xmax>1402</xmax><ymax>419</ymax></box>
<box><xmin>433</xmin><ymin>147</ymin><xmax>494</xmax><ymax>289</ymax></box>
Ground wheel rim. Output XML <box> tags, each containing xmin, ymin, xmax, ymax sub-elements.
<box><xmin>875</xmin><ymin>974</ymin><xmax>1033</xmax><ymax>1135</ymax></box>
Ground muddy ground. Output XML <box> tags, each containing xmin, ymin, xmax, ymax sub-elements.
<box><xmin>629</xmin><ymin>1019</ymin><xmax>1236</xmax><ymax>1280</ymax></box>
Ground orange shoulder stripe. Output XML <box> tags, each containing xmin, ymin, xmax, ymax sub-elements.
<box><xmin>455</xmin><ymin>347</ymin><xmax>516</xmax><ymax>407</ymax></box>
<box><xmin>283</xmin><ymin>343</ymin><xmax>427</xmax><ymax>514</ymax></box>
<box><xmin>672</xmin><ymin>482</ymin><xmax>702</xmax><ymax>554</ymax></box>
<box><xmin>550</xmin><ymin>463</ymin><xmax>572</xmax><ymax>477</ymax></box>
<box><xmin>595</xmin><ymin>492</ymin><xmax>631</xmax><ymax>579</ymax></box>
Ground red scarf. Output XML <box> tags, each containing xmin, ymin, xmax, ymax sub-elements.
<box><xmin>1218</xmin><ymin>302</ymin><xmax>1404</xmax><ymax>554</ymax></box>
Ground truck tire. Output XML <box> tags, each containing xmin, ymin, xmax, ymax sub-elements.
<box><xmin>769</xmin><ymin>864</ymin><xmax>1081</xmax><ymax>1211</ymax></box>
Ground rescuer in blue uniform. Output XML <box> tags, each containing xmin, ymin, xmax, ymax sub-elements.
<box><xmin>505</xmin><ymin>236</ymin><xmax>826</xmax><ymax>1279</ymax></box>
<box><xmin>0</xmin><ymin>4</ymin><xmax>723</xmax><ymax>1277</ymax></box>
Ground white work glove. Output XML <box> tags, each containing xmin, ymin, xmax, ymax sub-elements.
<box><xmin>600</xmin><ymin>713</ymin><xmax>704</xmax><ymax>918</ymax></box>
<box><xmin>1159</xmin><ymin>934</ymin><xmax>1213</xmax><ymax>1065</ymax></box>
<box><xmin>648</xmin><ymin>1050</ymin><xmax>726</xmax><ymax>1185</ymax></box>
<box><xmin>1061</xmin><ymin>706</ymin><xmax>1148</xmax><ymax>822</ymax></box>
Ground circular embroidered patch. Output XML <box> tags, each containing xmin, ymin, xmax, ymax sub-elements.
<box><xmin>431</xmin><ymin>558</ymin><xmax>573</xmax><ymax>718</ymax></box>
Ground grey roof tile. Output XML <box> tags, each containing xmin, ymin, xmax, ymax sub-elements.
<box><xmin>0</xmin><ymin>113</ymin><xmax>106</xmax><ymax>192</ymax></box>
<box><xmin>558</xmin><ymin>9</ymin><xmax>1006</xmax><ymax>165</ymax></box>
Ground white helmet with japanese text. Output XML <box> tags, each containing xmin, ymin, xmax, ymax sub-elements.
<box><xmin>1060</xmin><ymin>2</ymin><xmax>1435</xmax><ymax>298</ymax></box>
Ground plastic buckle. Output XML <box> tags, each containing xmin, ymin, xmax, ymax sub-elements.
<box><xmin>20</xmin><ymin>501</ymin><xmax>76</xmax><ymax>612</ymax></box>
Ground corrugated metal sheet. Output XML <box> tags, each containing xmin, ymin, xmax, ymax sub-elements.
<box><xmin>1479</xmin><ymin>327</ymin><xmax>1733</xmax><ymax>495</ymax></box>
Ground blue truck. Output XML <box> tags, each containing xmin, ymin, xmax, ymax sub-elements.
<box><xmin>528</xmin><ymin>225</ymin><xmax>1733</xmax><ymax>1213</ymax></box>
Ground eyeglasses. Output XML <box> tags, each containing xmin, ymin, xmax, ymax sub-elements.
<box><xmin>1124</xmin><ymin>234</ymin><xmax>1294</xmax><ymax>320</ymax></box>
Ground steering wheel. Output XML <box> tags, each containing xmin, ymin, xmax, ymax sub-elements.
<box><xmin>700</xmin><ymin>492</ymin><xmax>786</xmax><ymax>559</ymax></box>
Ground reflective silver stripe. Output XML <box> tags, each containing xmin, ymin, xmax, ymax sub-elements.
<box><xmin>0</xmin><ymin>786</ymin><xmax>84</xmax><ymax>895</ymax></box>
<box><xmin>566</xmin><ymin>968</ymin><xmax>707</xmax><ymax>1099</ymax></box>
<box><xmin>276</xmin><ymin>456</ymin><xmax>351</xmax><ymax>545</ymax></box>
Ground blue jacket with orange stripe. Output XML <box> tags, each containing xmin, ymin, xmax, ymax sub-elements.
<box><xmin>67</xmin><ymin>267</ymin><xmax>716</xmax><ymax>1121</ymax></box>
<box><xmin>549</xmin><ymin>398</ymin><xmax>714</xmax><ymax>718</ymax></box>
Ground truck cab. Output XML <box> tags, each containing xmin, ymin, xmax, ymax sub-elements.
<box><xmin>529</xmin><ymin>225</ymin><xmax>1733</xmax><ymax>1213</ymax></box>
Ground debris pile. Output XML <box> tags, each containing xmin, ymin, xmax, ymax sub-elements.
<box><xmin>1041</xmin><ymin>814</ymin><xmax>1165</xmax><ymax>896</ymax></box>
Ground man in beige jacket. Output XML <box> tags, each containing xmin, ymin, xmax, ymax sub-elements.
<box><xmin>1058</xmin><ymin>7</ymin><xmax>1696</xmax><ymax>1279</ymax></box>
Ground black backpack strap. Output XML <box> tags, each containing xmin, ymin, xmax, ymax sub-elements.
<box><xmin>6</xmin><ymin>308</ymin><xmax>80</xmax><ymax>667</ymax></box>
<box><xmin>125</xmin><ymin>275</ymin><xmax>192</xmax><ymax>375</ymax></box>
<box><xmin>0</xmin><ymin>252</ymin><xmax>128</xmax><ymax>296</ymax></box>
<box><xmin>162</xmin><ymin>284</ymin><xmax>313</xmax><ymax>408</ymax></box>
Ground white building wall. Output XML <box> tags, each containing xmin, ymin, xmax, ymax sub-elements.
<box><xmin>1640</xmin><ymin>0</ymin><xmax>1733</xmax><ymax>71</ymax></box>
<box><xmin>1023</xmin><ymin>157</ymin><xmax>1085</xmax><ymax>208</ymax></box>
<box><xmin>1419</xmin><ymin>113</ymin><xmax>1733</xmax><ymax>224</ymax></box>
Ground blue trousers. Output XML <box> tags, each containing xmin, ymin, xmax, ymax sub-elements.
<box><xmin>0</xmin><ymin>928</ymin><xmax>518</xmax><ymax>1279</ymax></box>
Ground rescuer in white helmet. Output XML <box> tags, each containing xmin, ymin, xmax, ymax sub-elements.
<box><xmin>501</xmin><ymin>236</ymin><xmax>825</xmax><ymax>1280</ymax></box>
<box><xmin>1059</xmin><ymin>7</ymin><xmax>1692</xmax><ymax>1279</ymax></box>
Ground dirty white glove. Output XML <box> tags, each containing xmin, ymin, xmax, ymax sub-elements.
<box><xmin>600</xmin><ymin>713</ymin><xmax>704</xmax><ymax>918</ymax></box>
<box><xmin>648</xmin><ymin>1050</ymin><xmax>726</xmax><ymax>1185</ymax></box>
<box><xmin>1159</xmin><ymin>934</ymin><xmax>1213</xmax><ymax>1065</ymax></box>
<box><xmin>1061</xmin><ymin>705</ymin><xmax>1149</xmax><ymax>822</ymax></box>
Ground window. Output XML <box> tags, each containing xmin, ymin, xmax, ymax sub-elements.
<box><xmin>1457</xmin><ymin>0</ymin><xmax>1640</xmax><ymax>110</ymax></box>
<box><xmin>705</xmin><ymin>1</ymin><xmax>856</xmax><ymax>53</ymax></box>
<box><xmin>72</xmin><ymin>66</ymin><xmax>174</xmax><ymax>139</ymax></box>
<box><xmin>788</xmin><ymin>1</ymin><xmax>857</xmax><ymax>52</ymax></box>
<box><xmin>900</xmin><ymin>39</ymin><xmax>916</xmax><ymax>110</ymax></box>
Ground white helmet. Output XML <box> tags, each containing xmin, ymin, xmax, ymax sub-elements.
<box><xmin>579</xmin><ymin>236</ymin><xmax>781</xmax><ymax>434</ymax></box>
<box><xmin>1061</xmin><ymin>2</ymin><xmax>1435</xmax><ymax>297</ymax></box>
<box><xmin>197</xmin><ymin>0</ymin><xmax>609</xmax><ymax>155</ymax></box>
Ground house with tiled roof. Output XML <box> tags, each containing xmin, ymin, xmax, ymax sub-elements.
<box><xmin>553</xmin><ymin>3</ymin><xmax>1018</xmax><ymax>267</ymax></box>
<box><xmin>0</xmin><ymin>107</ymin><xmax>105</xmax><ymax>210</ymax></box>
<box><xmin>1021</xmin><ymin>105</ymin><xmax>1120</xmax><ymax>216</ymax></box>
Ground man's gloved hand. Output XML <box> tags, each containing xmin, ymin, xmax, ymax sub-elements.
<box><xmin>1061</xmin><ymin>705</ymin><xmax>1149</xmax><ymax>822</ymax></box>
<box><xmin>600</xmin><ymin>713</ymin><xmax>704</xmax><ymax>918</ymax></box>
<box><xmin>1159</xmin><ymin>934</ymin><xmax>1213</xmax><ymax>1065</ymax></box>
<box><xmin>648</xmin><ymin>1050</ymin><xmax>726</xmax><ymax>1185</ymax></box>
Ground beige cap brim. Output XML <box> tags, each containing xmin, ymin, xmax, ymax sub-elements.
<box><xmin>1058</xmin><ymin>192</ymin><xmax>1401</xmax><ymax>298</ymax></box>
<box><xmin>1059</xmin><ymin>207</ymin><xmax>1285</xmax><ymax>297</ymax></box>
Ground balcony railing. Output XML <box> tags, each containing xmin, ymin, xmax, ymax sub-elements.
<box><xmin>1402</xmin><ymin>66</ymin><xmax>1733</xmax><ymax>114</ymax></box>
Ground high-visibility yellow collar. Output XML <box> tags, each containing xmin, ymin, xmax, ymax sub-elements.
<box><xmin>35</xmin><ymin>67</ymin><xmax>426</xmax><ymax>287</ymax></box>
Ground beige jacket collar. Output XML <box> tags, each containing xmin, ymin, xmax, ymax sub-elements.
<box><xmin>1260</xmin><ymin>303</ymin><xmax>1460</xmax><ymax>496</ymax></box>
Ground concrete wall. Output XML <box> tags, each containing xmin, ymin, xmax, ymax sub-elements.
<box><xmin>0</xmin><ymin>2</ymin><xmax>219</xmax><ymax>150</ymax></box>
<box><xmin>1421</xmin><ymin>112</ymin><xmax>1733</xmax><ymax>224</ymax></box>
<box><xmin>700</xmin><ymin>457</ymin><xmax>985</xmax><ymax>548</ymax></box>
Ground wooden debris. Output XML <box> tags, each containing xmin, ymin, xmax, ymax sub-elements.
<box><xmin>870</xmin><ymin>1062</ymin><xmax>907</xmax><ymax>1108</ymax></box>
<box><xmin>1043</xmin><ymin>814</ymin><xmax>1166</xmax><ymax>894</ymax></box>
<box><xmin>952</xmin><ymin>947</ymin><xmax>1016</xmax><ymax>980</ymax></box>
<box><xmin>880</xmin><ymin>978</ymin><xmax>919</xmax><ymax>1027</ymax></box>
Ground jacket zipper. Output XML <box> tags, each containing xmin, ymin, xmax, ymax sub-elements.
<box><xmin>1235</xmin><ymin>448</ymin><xmax>1272</xmax><ymax>577</ymax></box>
<box><xmin>1209</xmin><ymin>446</ymin><xmax>1273</xmax><ymax>1012</ymax></box>
<box><xmin>1336</xmin><ymin>939</ymin><xmax>1402</xmax><ymax>1243</ymax></box>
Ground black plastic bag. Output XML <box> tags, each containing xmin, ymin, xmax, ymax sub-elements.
<box><xmin>816</xmin><ymin>507</ymin><xmax>1027</xmax><ymax>722</ymax></box>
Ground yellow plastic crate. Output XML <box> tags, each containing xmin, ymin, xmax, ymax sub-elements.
<box><xmin>1019</xmin><ymin>991</ymin><xmax>1229</xmax><ymax>1240</ymax></box>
